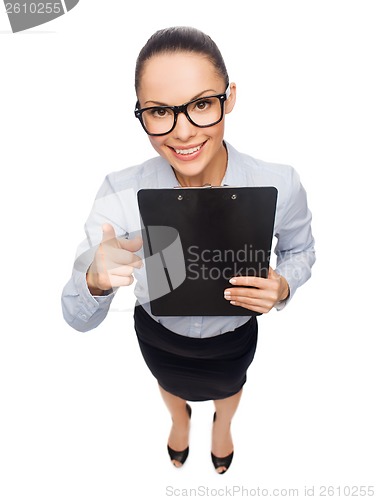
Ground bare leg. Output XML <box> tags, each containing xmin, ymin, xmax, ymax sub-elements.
<box><xmin>212</xmin><ymin>389</ymin><xmax>243</xmax><ymax>473</ymax></box>
<box><xmin>159</xmin><ymin>384</ymin><xmax>191</xmax><ymax>467</ymax></box>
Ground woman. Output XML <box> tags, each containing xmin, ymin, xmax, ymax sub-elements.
<box><xmin>62</xmin><ymin>26</ymin><xmax>315</xmax><ymax>474</ymax></box>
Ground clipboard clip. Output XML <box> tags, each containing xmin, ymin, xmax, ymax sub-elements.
<box><xmin>173</xmin><ymin>183</ymin><xmax>213</xmax><ymax>189</ymax></box>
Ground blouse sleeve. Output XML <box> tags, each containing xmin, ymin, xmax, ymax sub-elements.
<box><xmin>274</xmin><ymin>167</ymin><xmax>316</xmax><ymax>310</ymax></box>
<box><xmin>61</xmin><ymin>174</ymin><xmax>130</xmax><ymax>332</ymax></box>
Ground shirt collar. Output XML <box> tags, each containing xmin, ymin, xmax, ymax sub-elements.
<box><xmin>222</xmin><ymin>141</ymin><xmax>245</xmax><ymax>186</ymax></box>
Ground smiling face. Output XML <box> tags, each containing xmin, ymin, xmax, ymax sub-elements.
<box><xmin>137</xmin><ymin>52</ymin><xmax>236</xmax><ymax>186</ymax></box>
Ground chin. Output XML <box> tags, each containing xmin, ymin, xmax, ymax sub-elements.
<box><xmin>169</xmin><ymin>153</ymin><xmax>210</xmax><ymax>174</ymax></box>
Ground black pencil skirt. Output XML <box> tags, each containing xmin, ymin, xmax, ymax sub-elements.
<box><xmin>133</xmin><ymin>304</ymin><xmax>258</xmax><ymax>402</ymax></box>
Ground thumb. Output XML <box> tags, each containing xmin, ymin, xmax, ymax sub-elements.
<box><xmin>268</xmin><ymin>266</ymin><xmax>281</xmax><ymax>279</ymax></box>
<box><xmin>268</xmin><ymin>266</ymin><xmax>279</xmax><ymax>279</ymax></box>
<box><xmin>101</xmin><ymin>223</ymin><xmax>117</xmax><ymax>243</ymax></box>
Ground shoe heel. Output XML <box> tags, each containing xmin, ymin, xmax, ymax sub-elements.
<box><xmin>211</xmin><ymin>411</ymin><xmax>234</xmax><ymax>474</ymax></box>
<box><xmin>167</xmin><ymin>404</ymin><xmax>192</xmax><ymax>467</ymax></box>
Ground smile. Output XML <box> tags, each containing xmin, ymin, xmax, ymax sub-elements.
<box><xmin>171</xmin><ymin>142</ymin><xmax>206</xmax><ymax>156</ymax></box>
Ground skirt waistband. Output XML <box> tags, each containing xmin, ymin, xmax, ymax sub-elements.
<box><xmin>133</xmin><ymin>304</ymin><xmax>258</xmax><ymax>361</ymax></box>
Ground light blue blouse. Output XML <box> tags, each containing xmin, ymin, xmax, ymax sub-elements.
<box><xmin>61</xmin><ymin>142</ymin><xmax>315</xmax><ymax>337</ymax></box>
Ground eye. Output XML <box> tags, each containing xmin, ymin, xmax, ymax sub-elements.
<box><xmin>147</xmin><ymin>107</ymin><xmax>172</xmax><ymax>119</ymax></box>
<box><xmin>193</xmin><ymin>99</ymin><xmax>213</xmax><ymax>112</ymax></box>
<box><xmin>155</xmin><ymin>108</ymin><xmax>167</xmax><ymax>117</ymax></box>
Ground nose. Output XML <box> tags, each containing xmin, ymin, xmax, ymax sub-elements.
<box><xmin>172</xmin><ymin>111</ymin><xmax>197</xmax><ymax>141</ymax></box>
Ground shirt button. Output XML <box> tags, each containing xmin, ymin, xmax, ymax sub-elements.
<box><xmin>194</xmin><ymin>322</ymin><xmax>200</xmax><ymax>328</ymax></box>
<box><xmin>79</xmin><ymin>313</ymin><xmax>87</xmax><ymax>320</ymax></box>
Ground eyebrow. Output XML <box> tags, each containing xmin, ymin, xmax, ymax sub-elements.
<box><xmin>144</xmin><ymin>89</ymin><xmax>218</xmax><ymax>107</ymax></box>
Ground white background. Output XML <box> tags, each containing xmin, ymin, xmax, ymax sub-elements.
<box><xmin>1</xmin><ymin>1</ymin><xmax>375</xmax><ymax>499</ymax></box>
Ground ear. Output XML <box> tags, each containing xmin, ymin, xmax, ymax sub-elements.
<box><xmin>225</xmin><ymin>82</ymin><xmax>237</xmax><ymax>114</ymax></box>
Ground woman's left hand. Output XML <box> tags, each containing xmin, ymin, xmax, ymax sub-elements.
<box><xmin>224</xmin><ymin>267</ymin><xmax>290</xmax><ymax>314</ymax></box>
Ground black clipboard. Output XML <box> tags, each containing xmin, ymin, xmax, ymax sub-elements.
<box><xmin>137</xmin><ymin>186</ymin><xmax>278</xmax><ymax>316</ymax></box>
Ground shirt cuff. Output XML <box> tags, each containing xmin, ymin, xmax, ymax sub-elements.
<box><xmin>274</xmin><ymin>273</ymin><xmax>293</xmax><ymax>311</ymax></box>
<box><xmin>74</xmin><ymin>270</ymin><xmax>115</xmax><ymax>318</ymax></box>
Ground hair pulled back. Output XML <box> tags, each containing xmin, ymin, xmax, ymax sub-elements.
<box><xmin>135</xmin><ymin>26</ymin><xmax>229</xmax><ymax>93</ymax></box>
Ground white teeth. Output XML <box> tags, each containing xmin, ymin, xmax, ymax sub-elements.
<box><xmin>174</xmin><ymin>144</ymin><xmax>202</xmax><ymax>155</ymax></box>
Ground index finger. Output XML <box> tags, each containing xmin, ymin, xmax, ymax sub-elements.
<box><xmin>229</xmin><ymin>276</ymin><xmax>267</xmax><ymax>288</ymax></box>
<box><xmin>107</xmin><ymin>246</ymin><xmax>144</xmax><ymax>268</ymax></box>
<box><xmin>118</xmin><ymin>234</ymin><xmax>143</xmax><ymax>253</ymax></box>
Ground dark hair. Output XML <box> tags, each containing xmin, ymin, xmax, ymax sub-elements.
<box><xmin>135</xmin><ymin>26</ymin><xmax>229</xmax><ymax>93</ymax></box>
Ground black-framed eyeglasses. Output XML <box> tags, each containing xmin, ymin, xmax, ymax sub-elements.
<box><xmin>134</xmin><ymin>85</ymin><xmax>230</xmax><ymax>136</ymax></box>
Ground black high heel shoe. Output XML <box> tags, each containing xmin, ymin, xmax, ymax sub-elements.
<box><xmin>211</xmin><ymin>412</ymin><xmax>234</xmax><ymax>474</ymax></box>
<box><xmin>167</xmin><ymin>403</ymin><xmax>192</xmax><ymax>467</ymax></box>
